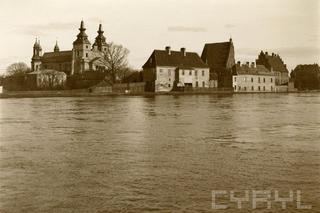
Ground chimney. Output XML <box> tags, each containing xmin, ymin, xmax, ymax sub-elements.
<box><xmin>165</xmin><ymin>46</ymin><xmax>171</xmax><ymax>55</ymax></box>
<box><xmin>181</xmin><ymin>47</ymin><xmax>186</xmax><ymax>56</ymax></box>
<box><xmin>246</xmin><ymin>61</ymin><xmax>250</xmax><ymax>66</ymax></box>
<box><xmin>237</xmin><ymin>61</ymin><xmax>241</xmax><ymax>66</ymax></box>
<box><xmin>265</xmin><ymin>51</ymin><xmax>268</xmax><ymax>55</ymax></box>
<box><xmin>272</xmin><ymin>53</ymin><xmax>274</xmax><ymax>56</ymax></box>
<box><xmin>251</xmin><ymin>62</ymin><xmax>255</xmax><ymax>68</ymax></box>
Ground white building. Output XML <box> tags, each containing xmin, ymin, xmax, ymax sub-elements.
<box><xmin>232</xmin><ymin>62</ymin><xmax>276</xmax><ymax>92</ymax></box>
<box><xmin>142</xmin><ymin>47</ymin><xmax>210</xmax><ymax>92</ymax></box>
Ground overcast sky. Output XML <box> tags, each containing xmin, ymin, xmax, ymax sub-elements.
<box><xmin>0</xmin><ymin>0</ymin><xmax>319</xmax><ymax>73</ymax></box>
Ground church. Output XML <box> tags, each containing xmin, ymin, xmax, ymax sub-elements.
<box><xmin>31</xmin><ymin>20</ymin><xmax>108</xmax><ymax>76</ymax></box>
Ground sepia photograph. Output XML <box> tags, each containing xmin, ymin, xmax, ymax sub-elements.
<box><xmin>0</xmin><ymin>0</ymin><xmax>319</xmax><ymax>212</ymax></box>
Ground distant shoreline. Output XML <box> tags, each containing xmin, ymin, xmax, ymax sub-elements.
<box><xmin>1</xmin><ymin>89</ymin><xmax>319</xmax><ymax>99</ymax></box>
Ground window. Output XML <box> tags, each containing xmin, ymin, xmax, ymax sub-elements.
<box><xmin>86</xmin><ymin>53</ymin><xmax>88</xmax><ymax>57</ymax></box>
<box><xmin>86</xmin><ymin>45</ymin><xmax>89</xmax><ymax>49</ymax></box>
<box><xmin>168</xmin><ymin>69</ymin><xmax>171</xmax><ymax>75</ymax></box>
<box><xmin>263</xmin><ymin>86</ymin><xmax>265</xmax><ymax>91</ymax></box>
<box><xmin>202</xmin><ymin>70</ymin><xmax>205</xmax><ymax>76</ymax></box>
<box><xmin>196</xmin><ymin>81</ymin><xmax>198</xmax><ymax>87</ymax></box>
<box><xmin>168</xmin><ymin>84</ymin><xmax>171</xmax><ymax>87</ymax></box>
<box><xmin>182</xmin><ymin>70</ymin><xmax>185</xmax><ymax>75</ymax></box>
<box><xmin>251</xmin><ymin>86</ymin><xmax>254</xmax><ymax>91</ymax></box>
<box><xmin>195</xmin><ymin>70</ymin><xmax>198</xmax><ymax>76</ymax></box>
<box><xmin>104</xmin><ymin>48</ymin><xmax>107</xmax><ymax>51</ymax></box>
<box><xmin>271</xmin><ymin>78</ymin><xmax>273</xmax><ymax>83</ymax></box>
<box><xmin>258</xmin><ymin>86</ymin><xmax>261</xmax><ymax>91</ymax></box>
<box><xmin>234</xmin><ymin>77</ymin><xmax>237</xmax><ymax>82</ymax></box>
<box><xmin>263</xmin><ymin>78</ymin><xmax>266</xmax><ymax>83</ymax></box>
<box><xmin>202</xmin><ymin>81</ymin><xmax>205</xmax><ymax>87</ymax></box>
<box><xmin>238</xmin><ymin>86</ymin><xmax>241</xmax><ymax>91</ymax></box>
<box><xmin>251</xmin><ymin>77</ymin><xmax>254</xmax><ymax>82</ymax></box>
<box><xmin>189</xmin><ymin>70</ymin><xmax>192</xmax><ymax>75</ymax></box>
<box><xmin>234</xmin><ymin>85</ymin><xmax>237</xmax><ymax>91</ymax></box>
<box><xmin>258</xmin><ymin>77</ymin><xmax>261</xmax><ymax>83</ymax></box>
<box><xmin>244</xmin><ymin>87</ymin><xmax>247</xmax><ymax>91</ymax></box>
<box><xmin>159</xmin><ymin>69</ymin><xmax>163</xmax><ymax>73</ymax></box>
<box><xmin>169</xmin><ymin>78</ymin><xmax>171</xmax><ymax>81</ymax></box>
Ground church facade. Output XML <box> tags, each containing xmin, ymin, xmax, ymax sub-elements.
<box><xmin>31</xmin><ymin>21</ymin><xmax>108</xmax><ymax>76</ymax></box>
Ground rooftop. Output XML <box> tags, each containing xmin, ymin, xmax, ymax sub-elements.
<box><xmin>143</xmin><ymin>47</ymin><xmax>209</xmax><ymax>69</ymax></box>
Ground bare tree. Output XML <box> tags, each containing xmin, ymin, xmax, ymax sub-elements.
<box><xmin>6</xmin><ymin>62</ymin><xmax>31</xmax><ymax>77</ymax></box>
<box><xmin>103</xmin><ymin>42</ymin><xmax>129</xmax><ymax>83</ymax></box>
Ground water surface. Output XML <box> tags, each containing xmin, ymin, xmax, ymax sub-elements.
<box><xmin>0</xmin><ymin>93</ymin><xmax>319</xmax><ymax>212</ymax></box>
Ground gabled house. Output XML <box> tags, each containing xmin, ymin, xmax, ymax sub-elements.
<box><xmin>256</xmin><ymin>51</ymin><xmax>289</xmax><ymax>85</ymax></box>
<box><xmin>201</xmin><ymin>38</ymin><xmax>235</xmax><ymax>88</ymax></box>
<box><xmin>142</xmin><ymin>47</ymin><xmax>210</xmax><ymax>92</ymax></box>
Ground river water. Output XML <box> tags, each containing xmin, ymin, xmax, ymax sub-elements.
<box><xmin>0</xmin><ymin>93</ymin><xmax>319</xmax><ymax>212</ymax></box>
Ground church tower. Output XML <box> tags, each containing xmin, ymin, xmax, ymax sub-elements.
<box><xmin>31</xmin><ymin>38</ymin><xmax>42</xmax><ymax>71</ymax></box>
<box><xmin>71</xmin><ymin>20</ymin><xmax>91</xmax><ymax>74</ymax></box>
<box><xmin>92</xmin><ymin>24</ymin><xmax>107</xmax><ymax>52</ymax></box>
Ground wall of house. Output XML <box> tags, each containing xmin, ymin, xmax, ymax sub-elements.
<box><xmin>177</xmin><ymin>68</ymin><xmax>210</xmax><ymax>89</ymax></box>
<box><xmin>155</xmin><ymin>66</ymin><xmax>176</xmax><ymax>92</ymax></box>
<box><xmin>232</xmin><ymin>74</ymin><xmax>275</xmax><ymax>92</ymax></box>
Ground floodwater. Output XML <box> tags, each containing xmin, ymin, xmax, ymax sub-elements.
<box><xmin>0</xmin><ymin>93</ymin><xmax>319</xmax><ymax>212</ymax></box>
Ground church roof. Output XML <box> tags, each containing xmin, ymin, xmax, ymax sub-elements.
<box><xmin>201</xmin><ymin>41</ymin><xmax>233</xmax><ymax>68</ymax></box>
<box><xmin>42</xmin><ymin>51</ymin><xmax>72</xmax><ymax>63</ymax></box>
<box><xmin>142</xmin><ymin>49</ymin><xmax>209</xmax><ymax>69</ymax></box>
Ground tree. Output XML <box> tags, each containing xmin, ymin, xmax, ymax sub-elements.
<box><xmin>103</xmin><ymin>42</ymin><xmax>129</xmax><ymax>83</ymax></box>
<box><xmin>6</xmin><ymin>62</ymin><xmax>31</xmax><ymax>77</ymax></box>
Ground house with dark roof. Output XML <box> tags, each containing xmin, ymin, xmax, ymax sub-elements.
<box><xmin>31</xmin><ymin>21</ymin><xmax>108</xmax><ymax>76</ymax></box>
<box><xmin>142</xmin><ymin>46</ymin><xmax>210</xmax><ymax>92</ymax></box>
<box><xmin>256</xmin><ymin>51</ymin><xmax>289</xmax><ymax>85</ymax></box>
<box><xmin>232</xmin><ymin>61</ymin><xmax>276</xmax><ymax>92</ymax></box>
<box><xmin>201</xmin><ymin>38</ymin><xmax>235</xmax><ymax>88</ymax></box>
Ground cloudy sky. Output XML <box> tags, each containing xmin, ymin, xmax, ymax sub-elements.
<box><xmin>0</xmin><ymin>0</ymin><xmax>319</xmax><ymax>73</ymax></box>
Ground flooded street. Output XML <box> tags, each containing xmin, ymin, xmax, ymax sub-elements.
<box><xmin>0</xmin><ymin>93</ymin><xmax>319</xmax><ymax>212</ymax></box>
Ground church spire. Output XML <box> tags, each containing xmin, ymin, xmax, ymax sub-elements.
<box><xmin>54</xmin><ymin>40</ymin><xmax>60</xmax><ymax>52</ymax></box>
<box><xmin>73</xmin><ymin>20</ymin><xmax>91</xmax><ymax>45</ymax></box>
<box><xmin>93</xmin><ymin>23</ymin><xmax>107</xmax><ymax>52</ymax></box>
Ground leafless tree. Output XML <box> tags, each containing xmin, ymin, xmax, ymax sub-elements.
<box><xmin>103</xmin><ymin>42</ymin><xmax>129</xmax><ymax>83</ymax></box>
<box><xmin>6</xmin><ymin>62</ymin><xmax>31</xmax><ymax>77</ymax></box>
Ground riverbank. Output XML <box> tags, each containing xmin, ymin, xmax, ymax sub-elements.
<box><xmin>0</xmin><ymin>89</ymin><xmax>318</xmax><ymax>99</ymax></box>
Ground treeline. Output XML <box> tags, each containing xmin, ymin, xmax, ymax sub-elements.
<box><xmin>290</xmin><ymin>64</ymin><xmax>320</xmax><ymax>90</ymax></box>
